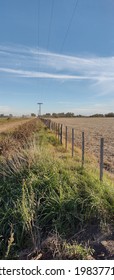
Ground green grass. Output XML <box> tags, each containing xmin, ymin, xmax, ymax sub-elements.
<box><xmin>0</xmin><ymin>122</ymin><xmax>114</xmax><ymax>259</ymax></box>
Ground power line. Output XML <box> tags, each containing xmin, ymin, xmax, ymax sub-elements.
<box><xmin>60</xmin><ymin>0</ymin><xmax>79</xmax><ymax>53</ymax></box>
<box><xmin>36</xmin><ymin>0</ymin><xmax>41</xmax><ymax>76</ymax></box>
<box><xmin>36</xmin><ymin>0</ymin><xmax>42</xmax><ymax>107</ymax></box>
<box><xmin>37</xmin><ymin>0</ymin><xmax>40</xmax><ymax>50</ymax></box>
<box><xmin>44</xmin><ymin>0</ymin><xmax>55</xmax><ymax>105</ymax></box>
<box><xmin>47</xmin><ymin>0</ymin><xmax>55</xmax><ymax>51</ymax></box>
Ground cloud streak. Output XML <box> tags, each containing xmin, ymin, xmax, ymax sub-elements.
<box><xmin>0</xmin><ymin>44</ymin><xmax>114</xmax><ymax>94</ymax></box>
<box><xmin>1</xmin><ymin>66</ymin><xmax>114</xmax><ymax>81</ymax></box>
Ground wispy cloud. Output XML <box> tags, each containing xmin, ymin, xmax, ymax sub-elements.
<box><xmin>0</xmin><ymin>44</ymin><xmax>114</xmax><ymax>94</ymax></box>
<box><xmin>1</xmin><ymin>67</ymin><xmax>113</xmax><ymax>81</ymax></box>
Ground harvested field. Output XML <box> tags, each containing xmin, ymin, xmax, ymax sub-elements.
<box><xmin>0</xmin><ymin>118</ymin><xmax>32</xmax><ymax>133</ymax></box>
<box><xmin>51</xmin><ymin>118</ymin><xmax>114</xmax><ymax>175</ymax></box>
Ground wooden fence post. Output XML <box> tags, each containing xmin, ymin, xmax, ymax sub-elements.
<box><xmin>49</xmin><ymin>120</ymin><xmax>51</xmax><ymax>129</ymax></box>
<box><xmin>56</xmin><ymin>123</ymin><xmax>58</xmax><ymax>137</ymax></box>
<box><xmin>100</xmin><ymin>138</ymin><xmax>104</xmax><ymax>181</ymax></box>
<box><xmin>65</xmin><ymin>126</ymin><xmax>68</xmax><ymax>150</ymax></box>
<box><xmin>50</xmin><ymin>121</ymin><xmax>52</xmax><ymax>130</ymax></box>
<box><xmin>54</xmin><ymin>122</ymin><xmax>56</xmax><ymax>133</ymax></box>
<box><xmin>48</xmin><ymin>119</ymin><xmax>50</xmax><ymax>129</ymax></box>
<box><xmin>82</xmin><ymin>131</ymin><xmax>84</xmax><ymax>166</ymax></box>
<box><xmin>60</xmin><ymin>124</ymin><xmax>63</xmax><ymax>144</ymax></box>
<box><xmin>58</xmin><ymin>124</ymin><xmax>60</xmax><ymax>141</ymax></box>
<box><xmin>72</xmin><ymin>128</ymin><xmax>74</xmax><ymax>157</ymax></box>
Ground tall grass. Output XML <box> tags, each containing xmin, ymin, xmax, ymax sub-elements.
<box><xmin>0</xmin><ymin>122</ymin><xmax>114</xmax><ymax>259</ymax></box>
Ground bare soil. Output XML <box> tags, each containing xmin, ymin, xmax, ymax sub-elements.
<box><xmin>51</xmin><ymin>117</ymin><xmax>114</xmax><ymax>175</ymax></box>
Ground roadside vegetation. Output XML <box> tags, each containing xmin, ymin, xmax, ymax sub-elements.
<box><xmin>0</xmin><ymin>119</ymin><xmax>114</xmax><ymax>259</ymax></box>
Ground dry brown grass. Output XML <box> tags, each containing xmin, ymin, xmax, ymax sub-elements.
<box><xmin>0</xmin><ymin>118</ymin><xmax>40</xmax><ymax>158</ymax></box>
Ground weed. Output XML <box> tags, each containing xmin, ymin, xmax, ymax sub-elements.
<box><xmin>5</xmin><ymin>224</ymin><xmax>14</xmax><ymax>259</ymax></box>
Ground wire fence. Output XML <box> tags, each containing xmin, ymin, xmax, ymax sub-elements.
<box><xmin>41</xmin><ymin>118</ymin><xmax>114</xmax><ymax>185</ymax></box>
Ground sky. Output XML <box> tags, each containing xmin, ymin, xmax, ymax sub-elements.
<box><xmin>0</xmin><ymin>0</ymin><xmax>114</xmax><ymax>116</ymax></box>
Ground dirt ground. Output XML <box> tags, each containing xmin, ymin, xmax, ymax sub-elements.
<box><xmin>51</xmin><ymin>117</ymin><xmax>114</xmax><ymax>175</ymax></box>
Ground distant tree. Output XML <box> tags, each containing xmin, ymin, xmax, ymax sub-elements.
<box><xmin>0</xmin><ymin>114</ymin><xmax>4</xmax><ymax>118</ymax></box>
<box><xmin>45</xmin><ymin>113</ymin><xmax>51</xmax><ymax>117</ymax></box>
<box><xmin>50</xmin><ymin>112</ymin><xmax>75</xmax><ymax>118</ymax></box>
<box><xmin>75</xmin><ymin>114</ymin><xmax>83</xmax><ymax>117</ymax></box>
<box><xmin>90</xmin><ymin>114</ymin><xmax>104</xmax><ymax>117</ymax></box>
<box><xmin>65</xmin><ymin>112</ymin><xmax>74</xmax><ymax>117</ymax></box>
<box><xmin>58</xmin><ymin>112</ymin><xmax>65</xmax><ymax>117</ymax></box>
<box><xmin>31</xmin><ymin>113</ymin><xmax>36</xmax><ymax>117</ymax></box>
<box><xmin>105</xmin><ymin>112</ymin><xmax>114</xmax><ymax>117</ymax></box>
<box><xmin>52</xmin><ymin>113</ymin><xmax>58</xmax><ymax>118</ymax></box>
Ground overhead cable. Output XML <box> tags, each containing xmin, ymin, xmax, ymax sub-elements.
<box><xmin>47</xmin><ymin>0</ymin><xmax>55</xmax><ymax>51</ymax></box>
<box><xmin>37</xmin><ymin>0</ymin><xmax>41</xmax><ymax>49</ymax></box>
<box><xmin>60</xmin><ymin>0</ymin><xmax>79</xmax><ymax>53</ymax></box>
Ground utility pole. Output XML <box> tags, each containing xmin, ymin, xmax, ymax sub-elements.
<box><xmin>37</xmin><ymin>102</ymin><xmax>43</xmax><ymax>117</ymax></box>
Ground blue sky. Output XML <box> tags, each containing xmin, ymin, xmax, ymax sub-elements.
<box><xmin>0</xmin><ymin>0</ymin><xmax>114</xmax><ymax>116</ymax></box>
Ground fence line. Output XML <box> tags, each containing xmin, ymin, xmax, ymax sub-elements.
<box><xmin>100</xmin><ymin>138</ymin><xmax>104</xmax><ymax>181</ymax></box>
<box><xmin>41</xmin><ymin>118</ymin><xmax>112</xmax><ymax>182</ymax></box>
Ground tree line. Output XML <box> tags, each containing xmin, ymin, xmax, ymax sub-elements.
<box><xmin>42</xmin><ymin>112</ymin><xmax>114</xmax><ymax>118</ymax></box>
<box><xmin>1</xmin><ymin>112</ymin><xmax>114</xmax><ymax>118</ymax></box>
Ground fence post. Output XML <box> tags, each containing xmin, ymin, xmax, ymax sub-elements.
<box><xmin>72</xmin><ymin>128</ymin><xmax>74</xmax><ymax>157</ymax></box>
<box><xmin>56</xmin><ymin>123</ymin><xmax>58</xmax><ymax>137</ymax></box>
<box><xmin>48</xmin><ymin>120</ymin><xmax>51</xmax><ymax>129</ymax></box>
<box><xmin>65</xmin><ymin>126</ymin><xmax>68</xmax><ymax>150</ymax></box>
<box><xmin>58</xmin><ymin>124</ymin><xmax>60</xmax><ymax>140</ymax></box>
<box><xmin>100</xmin><ymin>138</ymin><xmax>104</xmax><ymax>181</ymax></box>
<box><xmin>60</xmin><ymin>124</ymin><xmax>63</xmax><ymax>144</ymax></box>
<box><xmin>82</xmin><ymin>131</ymin><xmax>84</xmax><ymax>166</ymax></box>
<box><xmin>49</xmin><ymin>120</ymin><xmax>51</xmax><ymax>130</ymax></box>
<box><xmin>54</xmin><ymin>122</ymin><xmax>56</xmax><ymax>133</ymax></box>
